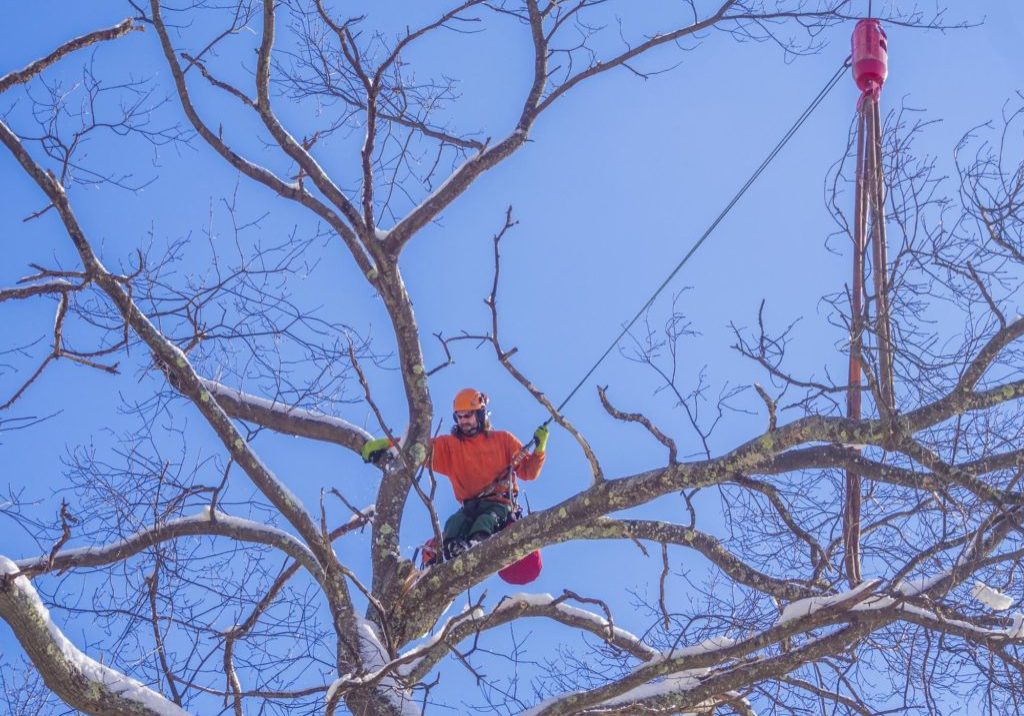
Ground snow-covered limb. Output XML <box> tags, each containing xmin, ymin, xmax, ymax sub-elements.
<box><xmin>328</xmin><ymin>597</ymin><xmax>648</xmax><ymax>710</ymax></box>
<box><xmin>199</xmin><ymin>378</ymin><xmax>371</xmax><ymax>452</ymax></box>
<box><xmin>894</xmin><ymin>572</ymin><xmax>949</xmax><ymax>597</ymax></box>
<box><xmin>399</xmin><ymin>592</ymin><xmax>659</xmax><ymax>686</ymax></box>
<box><xmin>327</xmin><ymin>604</ymin><xmax>485</xmax><ymax>705</ymax></box>
<box><xmin>855</xmin><ymin>593</ymin><xmax>1024</xmax><ymax>643</ymax></box>
<box><xmin>777</xmin><ymin>579</ymin><xmax>881</xmax><ymax>625</ymax></box>
<box><xmin>325</xmin><ymin>618</ymin><xmax>420</xmax><ymax>716</ymax></box>
<box><xmin>495</xmin><ymin>592</ymin><xmax>660</xmax><ymax>660</ymax></box>
<box><xmin>524</xmin><ymin>580</ymin><xmax>886</xmax><ymax>716</ymax></box>
<box><xmin>0</xmin><ymin>555</ymin><xmax>190</xmax><ymax>716</ymax></box>
<box><xmin>971</xmin><ymin>581</ymin><xmax>1014</xmax><ymax>611</ymax></box>
<box><xmin>521</xmin><ymin>636</ymin><xmax>731</xmax><ymax>716</ymax></box>
<box><xmin>1008</xmin><ymin>612</ymin><xmax>1024</xmax><ymax>639</ymax></box>
<box><xmin>336</xmin><ymin>591</ymin><xmax>663</xmax><ymax>711</ymax></box>
<box><xmin>14</xmin><ymin>508</ymin><xmax>324</xmax><ymax>582</ymax></box>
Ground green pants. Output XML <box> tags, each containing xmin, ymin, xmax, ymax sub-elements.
<box><xmin>442</xmin><ymin>499</ymin><xmax>511</xmax><ymax>544</ymax></box>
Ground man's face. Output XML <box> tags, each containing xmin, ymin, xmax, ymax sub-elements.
<box><xmin>455</xmin><ymin>410</ymin><xmax>479</xmax><ymax>435</ymax></box>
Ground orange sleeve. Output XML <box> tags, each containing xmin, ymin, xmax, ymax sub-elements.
<box><xmin>430</xmin><ymin>435</ymin><xmax>453</xmax><ymax>477</ymax></box>
<box><xmin>506</xmin><ymin>432</ymin><xmax>545</xmax><ymax>481</ymax></box>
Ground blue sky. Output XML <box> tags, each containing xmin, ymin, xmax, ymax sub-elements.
<box><xmin>2</xmin><ymin>1</ymin><xmax>1024</xmax><ymax>712</ymax></box>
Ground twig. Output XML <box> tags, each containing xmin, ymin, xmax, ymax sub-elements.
<box><xmin>754</xmin><ymin>383</ymin><xmax>778</xmax><ymax>431</ymax></box>
<box><xmin>555</xmin><ymin>590</ymin><xmax>615</xmax><ymax>642</ymax></box>
<box><xmin>485</xmin><ymin>206</ymin><xmax>604</xmax><ymax>480</ymax></box>
<box><xmin>145</xmin><ymin>559</ymin><xmax>183</xmax><ymax>705</ymax></box>
<box><xmin>966</xmin><ymin>261</ymin><xmax>1006</xmax><ymax>328</ymax></box>
<box><xmin>45</xmin><ymin>500</ymin><xmax>77</xmax><ymax>573</ymax></box>
<box><xmin>598</xmin><ymin>385</ymin><xmax>678</xmax><ymax>464</ymax></box>
<box><xmin>181</xmin><ymin>52</ymin><xmax>256</xmax><ymax>108</ymax></box>
<box><xmin>348</xmin><ymin>341</ymin><xmax>393</xmax><ymax>441</ymax></box>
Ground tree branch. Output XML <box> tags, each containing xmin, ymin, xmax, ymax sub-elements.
<box><xmin>0</xmin><ymin>556</ymin><xmax>190</xmax><ymax>716</ymax></box>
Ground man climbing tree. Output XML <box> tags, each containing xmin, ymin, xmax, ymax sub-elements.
<box><xmin>7</xmin><ymin>3</ymin><xmax>1024</xmax><ymax>716</ymax></box>
<box><xmin>362</xmin><ymin>389</ymin><xmax>548</xmax><ymax>561</ymax></box>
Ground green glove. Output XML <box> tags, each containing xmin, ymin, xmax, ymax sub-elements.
<box><xmin>533</xmin><ymin>424</ymin><xmax>550</xmax><ymax>454</ymax></box>
<box><xmin>361</xmin><ymin>437</ymin><xmax>393</xmax><ymax>464</ymax></box>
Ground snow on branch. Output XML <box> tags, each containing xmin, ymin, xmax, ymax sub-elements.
<box><xmin>0</xmin><ymin>556</ymin><xmax>190</xmax><ymax>716</ymax></box>
<box><xmin>777</xmin><ymin>579</ymin><xmax>881</xmax><ymax>625</ymax></box>
<box><xmin>325</xmin><ymin>618</ymin><xmax>420</xmax><ymax>716</ymax></box>
<box><xmin>854</xmin><ymin>593</ymin><xmax>1024</xmax><ymax>643</ymax></box>
<box><xmin>199</xmin><ymin>378</ymin><xmax>371</xmax><ymax>452</ymax></box>
<box><xmin>397</xmin><ymin>592</ymin><xmax>658</xmax><ymax>686</ymax></box>
<box><xmin>327</xmin><ymin>604</ymin><xmax>486</xmax><ymax>703</ymax></box>
<box><xmin>524</xmin><ymin>581</ymin><xmax>890</xmax><ymax>715</ymax></box>
<box><xmin>971</xmin><ymin>581</ymin><xmax>1014</xmax><ymax>611</ymax></box>
<box><xmin>523</xmin><ymin>634</ymin><xmax>735</xmax><ymax>716</ymax></box>
<box><xmin>494</xmin><ymin>592</ymin><xmax>660</xmax><ymax>660</ymax></box>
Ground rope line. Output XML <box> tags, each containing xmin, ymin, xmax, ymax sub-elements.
<box><xmin>547</xmin><ymin>56</ymin><xmax>854</xmax><ymax>422</ymax></box>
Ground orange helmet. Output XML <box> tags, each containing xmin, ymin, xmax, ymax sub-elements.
<box><xmin>453</xmin><ymin>388</ymin><xmax>488</xmax><ymax>412</ymax></box>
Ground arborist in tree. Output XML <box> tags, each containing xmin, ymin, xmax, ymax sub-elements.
<box><xmin>361</xmin><ymin>388</ymin><xmax>549</xmax><ymax>561</ymax></box>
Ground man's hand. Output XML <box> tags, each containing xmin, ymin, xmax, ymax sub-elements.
<box><xmin>361</xmin><ymin>437</ymin><xmax>394</xmax><ymax>464</ymax></box>
<box><xmin>533</xmin><ymin>424</ymin><xmax>550</xmax><ymax>454</ymax></box>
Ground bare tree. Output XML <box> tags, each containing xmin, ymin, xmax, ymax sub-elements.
<box><xmin>5</xmin><ymin>2</ymin><xmax>1024</xmax><ymax>716</ymax></box>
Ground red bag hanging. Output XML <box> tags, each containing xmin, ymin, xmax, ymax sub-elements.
<box><xmin>851</xmin><ymin>19</ymin><xmax>888</xmax><ymax>94</ymax></box>
<box><xmin>498</xmin><ymin>549</ymin><xmax>542</xmax><ymax>585</ymax></box>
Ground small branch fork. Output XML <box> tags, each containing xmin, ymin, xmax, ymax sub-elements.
<box><xmin>0</xmin><ymin>275</ymin><xmax>121</xmax><ymax>411</ymax></box>
<box><xmin>598</xmin><ymin>385</ymin><xmax>678</xmax><ymax>464</ymax></box>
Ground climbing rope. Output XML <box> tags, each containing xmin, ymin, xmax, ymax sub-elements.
<box><xmin>545</xmin><ymin>55</ymin><xmax>854</xmax><ymax>424</ymax></box>
<box><xmin>429</xmin><ymin>53</ymin><xmax>858</xmax><ymax>578</ymax></box>
<box><xmin>487</xmin><ymin>55</ymin><xmax>856</xmax><ymax>485</ymax></box>
<box><xmin>845</xmin><ymin>16</ymin><xmax>891</xmax><ymax>587</ymax></box>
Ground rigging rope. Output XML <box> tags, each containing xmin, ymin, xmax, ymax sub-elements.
<box><xmin>845</xmin><ymin>16</ymin><xmax>891</xmax><ymax>587</ymax></box>
<box><xmin>544</xmin><ymin>55</ymin><xmax>854</xmax><ymax>424</ymax></box>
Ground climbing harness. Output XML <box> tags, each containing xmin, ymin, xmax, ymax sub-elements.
<box><xmin>844</xmin><ymin>15</ymin><xmax>893</xmax><ymax>587</ymax></box>
<box><xmin>419</xmin><ymin>441</ymin><xmax>543</xmax><ymax>584</ymax></box>
<box><xmin>483</xmin><ymin>451</ymin><xmax>543</xmax><ymax>584</ymax></box>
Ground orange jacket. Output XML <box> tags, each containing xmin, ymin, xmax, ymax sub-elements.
<box><xmin>431</xmin><ymin>430</ymin><xmax>545</xmax><ymax>502</ymax></box>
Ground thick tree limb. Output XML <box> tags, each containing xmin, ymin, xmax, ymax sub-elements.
<box><xmin>199</xmin><ymin>378</ymin><xmax>371</xmax><ymax>453</ymax></box>
<box><xmin>576</xmin><ymin>518</ymin><xmax>820</xmax><ymax>602</ymax></box>
<box><xmin>0</xmin><ymin>556</ymin><xmax>190</xmax><ymax>716</ymax></box>
<box><xmin>0</xmin><ymin>115</ymin><xmax>366</xmax><ymax>678</ymax></box>
<box><xmin>14</xmin><ymin>508</ymin><xmax>324</xmax><ymax>583</ymax></box>
<box><xmin>0</xmin><ymin>19</ymin><xmax>139</xmax><ymax>94</ymax></box>
<box><xmin>397</xmin><ymin>353</ymin><xmax>1024</xmax><ymax>641</ymax></box>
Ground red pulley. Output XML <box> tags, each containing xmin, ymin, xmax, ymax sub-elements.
<box><xmin>498</xmin><ymin>549</ymin><xmax>542</xmax><ymax>585</ymax></box>
<box><xmin>851</xmin><ymin>19</ymin><xmax>888</xmax><ymax>94</ymax></box>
